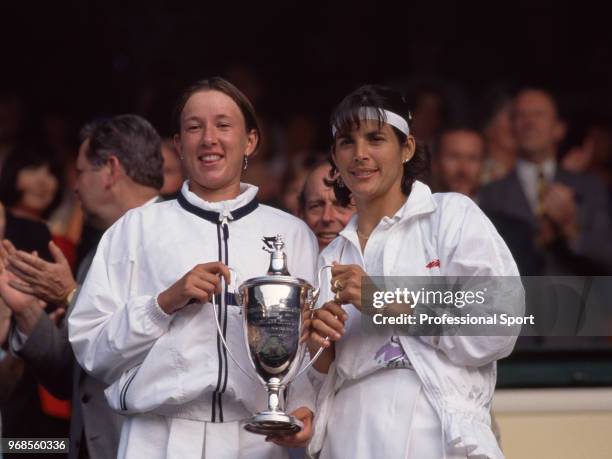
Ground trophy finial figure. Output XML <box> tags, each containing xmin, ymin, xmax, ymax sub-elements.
<box><xmin>263</xmin><ymin>235</ymin><xmax>290</xmax><ymax>275</ymax></box>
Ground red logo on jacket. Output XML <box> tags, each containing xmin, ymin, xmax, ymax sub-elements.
<box><xmin>425</xmin><ymin>259</ymin><xmax>440</xmax><ymax>269</ymax></box>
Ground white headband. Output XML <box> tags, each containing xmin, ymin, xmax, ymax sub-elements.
<box><xmin>331</xmin><ymin>107</ymin><xmax>410</xmax><ymax>137</ymax></box>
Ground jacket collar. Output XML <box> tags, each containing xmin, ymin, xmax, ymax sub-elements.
<box><xmin>177</xmin><ymin>181</ymin><xmax>259</xmax><ymax>224</ymax></box>
<box><xmin>396</xmin><ymin>180</ymin><xmax>437</xmax><ymax>220</ymax></box>
<box><xmin>340</xmin><ymin>180</ymin><xmax>437</xmax><ymax>242</ymax></box>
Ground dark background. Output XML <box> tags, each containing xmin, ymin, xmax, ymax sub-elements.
<box><xmin>1</xmin><ymin>0</ymin><xmax>611</xmax><ymax>144</ymax></box>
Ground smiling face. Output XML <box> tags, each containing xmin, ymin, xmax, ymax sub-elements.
<box><xmin>332</xmin><ymin>120</ymin><xmax>414</xmax><ymax>206</ymax></box>
<box><xmin>301</xmin><ymin>163</ymin><xmax>355</xmax><ymax>249</ymax></box>
<box><xmin>175</xmin><ymin>90</ymin><xmax>258</xmax><ymax>202</ymax></box>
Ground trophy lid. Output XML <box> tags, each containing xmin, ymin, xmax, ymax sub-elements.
<box><xmin>236</xmin><ymin>235</ymin><xmax>313</xmax><ymax>291</ymax></box>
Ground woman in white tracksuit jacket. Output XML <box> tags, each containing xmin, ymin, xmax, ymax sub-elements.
<box><xmin>69</xmin><ymin>78</ymin><xmax>318</xmax><ymax>459</ymax></box>
<box><xmin>306</xmin><ymin>85</ymin><xmax>524</xmax><ymax>459</ymax></box>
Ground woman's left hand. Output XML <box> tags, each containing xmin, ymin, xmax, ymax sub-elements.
<box><xmin>266</xmin><ymin>406</ymin><xmax>313</xmax><ymax>447</ymax></box>
<box><xmin>330</xmin><ymin>263</ymin><xmax>369</xmax><ymax>311</ymax></box>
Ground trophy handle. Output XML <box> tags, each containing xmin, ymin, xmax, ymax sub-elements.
<box><xmin>292</xmin><ymin>264</ymin><xmax>333</xmax><ymax>381</ymax></box>
<box><xmin>228</xmin><ymin>268</ymin><xmax>243</xmax><ymax>306</ymax></box>
<box><xmin>211</xmin><ymin>274</ymin><xmax>258</xmax><ymax>382</ymax></box>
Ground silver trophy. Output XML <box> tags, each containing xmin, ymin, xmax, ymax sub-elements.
<box><xmin>212</xmin><ymin>235</ymin><xmax>328</xmax><ymax>436</ymax></box>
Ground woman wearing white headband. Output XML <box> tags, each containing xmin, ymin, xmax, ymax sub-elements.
<box><xmin>306</xmin><ymin>85</ymin><xmax>523</xmax><ymax>458</ymax></box>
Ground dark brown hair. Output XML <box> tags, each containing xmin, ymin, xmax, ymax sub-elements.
<box><xmin>0</xmin><ymin>144</ymin><xmax>64</xmax><ymax>219</ymax></box>
<box><xmin>173</xmin><ymin>77</ymin><xmax>261</xmax><ymax>153</ymax></box>
<box><xmin>328</xmin><ymin>84</ymin><xmax>430</xmax><ymax>206</ymax></box>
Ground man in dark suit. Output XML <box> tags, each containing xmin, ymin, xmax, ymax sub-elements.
<box><xmin>0</xmin><ymin>114</ymin><xmax>164</xmax><ymax>459</ymax></box>
<box><xmin>478</xmin><ymin>88</ymin><xmax>612</xmax><ymax>275</ymax></box>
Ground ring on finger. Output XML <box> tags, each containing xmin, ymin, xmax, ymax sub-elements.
<box><xmin>333</xmin><ymin>279</ymin><xmax>344</xmax><ymax>291</ymax></box>
<box><xmin>334</xmin><ymin>290</ymin><xmax>341</xmax><ymax>302</ymax></box>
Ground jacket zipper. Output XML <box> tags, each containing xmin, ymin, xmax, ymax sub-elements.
<box><xmin>212</xmin><ymin>214</ymin><xmax>230</xmax><ymax>422</ymax></box>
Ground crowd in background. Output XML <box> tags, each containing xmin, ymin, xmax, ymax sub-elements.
<box><xmin>0</xmin><ymin>76</ymin><xmax>611</xmax><ymax>455</ymax></box>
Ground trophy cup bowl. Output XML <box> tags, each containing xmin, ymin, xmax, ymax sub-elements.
<box><xmin>236</xmin><ymin>275</ymin><xmax>314</xmax><ymax>435</ymax></box>
<box><xmin>211</xmin><ymin>235</ymin><xmax>329</xmax><ymax>436</ymax></box>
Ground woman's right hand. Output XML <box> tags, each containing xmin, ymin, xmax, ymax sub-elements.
<box><xmin>307</xmin><ymin>301</ymin><xmax>348</xmax><ymax>349</ymax></box>
<box><xmin>157</xmin><ymin>262</ymin><xmax>231</xmax><ymax>314</ymax></box>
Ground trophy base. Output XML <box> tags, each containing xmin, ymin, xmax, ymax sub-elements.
<box><xmin>243</xmin><ymin>412</ymin><xmax>303</xmax><ymax>436</ymax></box>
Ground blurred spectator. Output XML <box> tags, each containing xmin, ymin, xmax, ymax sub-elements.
<box><xmin>0</xmin><ymin>145</ymin><xmax>63</xmax><ymax>222</ymax></box>
<box><xmin>298</xmin><ymin>162</ymin><xmax>355</xmax><ymax>250</ymax></box>
<box><xmin>480</xmin><ymin>92</ymin><xmax>518</xmax><ymax>184</ymax></box>
<box><xmin>1</xmin><ymin>114</ymin><xmax>163</xmax><ymax>459</ymax></box>
<box><xmin>160</xmin><ymin>138</ymin><xmax>185</xmax><ymax>198</ymax></box>
<box><xmin>479</xmin><ymin>88</ymin><xmax>612</xmax><ymax>275</ymax></box>
<box><xmin>0</xmin><ymin>144</ymin><xmax>79</xmax><ymax>269</ymax></box>
<box><xmin>279</xmin><ymin>160</ymin><xmax>310</xmax><ymax>215</ymax></box>
<box><xmin>433</xmin><ymin>128</ymin><xmax>484</xmax><ymax>198</ymax></box>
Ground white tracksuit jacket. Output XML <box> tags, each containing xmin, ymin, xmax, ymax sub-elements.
<box><xmin>69</xmin><ymin>183</ymin><xmax>318</xmax><ymax>459</ymax></box>
<box><xmin>308</xmin><ymin>181</ymin><xmax>525</xmax><ymax>459</ymax></box>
